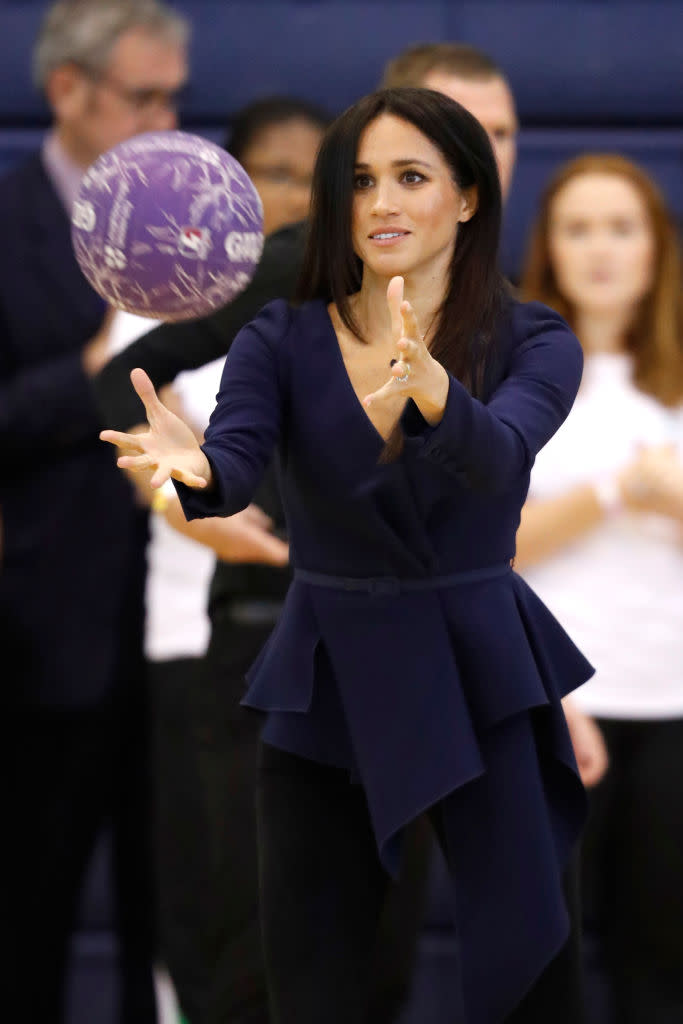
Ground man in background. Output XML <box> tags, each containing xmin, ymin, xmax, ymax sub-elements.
<box><xmin>1</xmin><ymin>2</ymin><xmax>188</xmax><ymax>1020</ymax></box>
<box><xmin>381</xmin><ymin>42</ymin><xmax>518</xmax><ymax>203</ymax></box>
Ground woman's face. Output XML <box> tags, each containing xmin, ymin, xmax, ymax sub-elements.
<box><xmin>240</xmin><ymin>118</ymin><xmax>324</xmax><ymax>236</ymax></box>
<box><xmin>351</xmin><ymin>113</ymin><xmax>475</xmax><ymax>284</ymax></box>
<box><xmin>548</xmin><ymin>172</ymin><xmax>655</xmax><ymax>316</ymax></box>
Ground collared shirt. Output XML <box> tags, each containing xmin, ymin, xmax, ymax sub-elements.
<box><xmin>41</xmin><ymin>130</ymin><xmax>84</xmax><ymax>215</ymax></box>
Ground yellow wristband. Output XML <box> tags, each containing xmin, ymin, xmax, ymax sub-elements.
<box><xmin>150</xmin><ymin>479</ymin><xmax>176</xmax><ymax>514</ymax></box>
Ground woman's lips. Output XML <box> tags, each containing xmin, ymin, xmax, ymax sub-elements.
<box><xmin>587</xmin><ymin>269</ymin><xmax>615</xmax><ymax>283</ymax></box>
<box><xmin>367</xmin><ymin>230</ymin><xmax>410</xmax><ymax>247</ymax></box>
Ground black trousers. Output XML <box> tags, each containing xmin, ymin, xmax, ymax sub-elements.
<box><xmin>149</xmin><ymin>657</ymin><xmax>214</xmax><ymax>1024</ymax></box>
<box><xmin>256</xmin><ymin>742</ymin><xmax>585</xmax><ymax>1024</ymax></box>
<box><xmin>581</xmin><ymin>717</ymin><xmax>683</xmax><ymax>1024</ymax></box>
<box><xmin>187</xmin><ymin>611</ymin><xmax>432</xmax><ymax>1024</ymax></box>
<box><xmin>8</xmin><ymin>689</ymin><xmax>156</xmax><ymax>1024</ymax></box>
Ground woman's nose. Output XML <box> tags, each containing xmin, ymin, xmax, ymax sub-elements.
<box><xmin>371</xmin><ymin>181</ymin><xmax>400</xmax><ymax>216</ymax></box>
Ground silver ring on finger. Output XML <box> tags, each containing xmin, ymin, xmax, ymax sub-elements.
<box><xmin>394</xmin><ymin>363</ymin><xmax>411</xmax><ymax>384</ymax></box>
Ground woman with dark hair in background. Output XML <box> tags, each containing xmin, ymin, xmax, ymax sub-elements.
<box><xmin>102</xmin><ymin>88</ymin><xmax>593</xmax><ymax>1023</ymax></box>
<box><xmin>517</xmin><ymin>154</ymin><xmax>683</xmax><ymax>1024</ymax></box>
<box><xmin>224</xmin><ymin>96</ymin><xmax>330</xmax><ymax>235</ymax></box>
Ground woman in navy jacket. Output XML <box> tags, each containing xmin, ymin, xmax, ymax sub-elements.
<box><xmin>103</xmin><ymin>88</ymin><xmax>593</xmax><ymax>1023</ymax></box>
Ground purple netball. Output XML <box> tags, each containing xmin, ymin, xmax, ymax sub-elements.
<box><xmin>71</xmin><ymin>130</ymin><xmax>264</xmax><ymax>321</ymax></box>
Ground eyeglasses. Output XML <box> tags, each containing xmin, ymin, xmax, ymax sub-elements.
<box><xmin>245</xmin><ymin>164</ymin><xmax>314</xmax><ymax>190</ymax></box>
<box><xmin>81</xmin><ymin>67</ymin><xmax>190</xmax><ymax>114</ymax></box>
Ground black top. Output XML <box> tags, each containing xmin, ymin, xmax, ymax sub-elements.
<box><xmin>93</xmin><ymin>220</ymin><xmax>308</xmax><ymax>614</ymax></box>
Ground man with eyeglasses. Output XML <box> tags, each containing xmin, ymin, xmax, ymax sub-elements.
<box><xmin>37</xmin><ymin>1</ymin><xmax>188</xmax><ymax>170</ymax></box>
<box><xmin>0</xmin><ymin>2</ymin><xmax>188</xmax><ymax>1022</ymax></box>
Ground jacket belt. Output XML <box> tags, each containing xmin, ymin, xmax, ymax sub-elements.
<box><xmin>294</xmin><ymin>563</ymin><xmax>511</xmax><ymax>596</ymax></box>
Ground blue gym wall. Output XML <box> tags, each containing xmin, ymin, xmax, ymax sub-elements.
<box><xmin>0</xmin><ymin>0</ymin><xmax>682</xmax><ymax>277</ymax></box>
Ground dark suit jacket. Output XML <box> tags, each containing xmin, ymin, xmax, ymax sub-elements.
<box><xmin>0</xmin><ymin>154</ymin><xmax>146</xmax><ymax>706</ymax></box>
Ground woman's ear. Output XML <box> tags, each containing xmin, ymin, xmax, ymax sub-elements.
<box><xmin>459</xmin><ymin>185</ymin><xmax>479</xmax><ymax>223</ymax></box>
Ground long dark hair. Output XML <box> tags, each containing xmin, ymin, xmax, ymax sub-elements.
<box><xmin>223</xmin><ymin>96</ymin><xmax>331</xmax><ymax>162</ymax></box>
<box><xmin>296</xmin><ymin>87</ymin><xmax>508</xmax><ymax>398</ymax></box>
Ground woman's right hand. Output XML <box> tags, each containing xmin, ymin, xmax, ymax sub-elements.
<box><xmin>167</xmin><ymin>503</ymin><xmax>290</xmax><ymax>566</ymax></box>
<box><xmin>100</xmin><ymin>367</ymin><xmax>213</xmax><ymax>490</ymax></box>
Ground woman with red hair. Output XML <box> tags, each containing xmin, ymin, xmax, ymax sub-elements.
<box><xmin>518</xmin><ymin>153</ymin><xmax>683</xmax><ymax>1024</ymax></box>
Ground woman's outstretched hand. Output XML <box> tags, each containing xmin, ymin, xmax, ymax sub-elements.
<box><xmin>99</xmin><ymin>368</ymin><xmax>213</xmax><ymax>490</ymax></box>
<box><xmin>363</xmin><ymin>276</ymin><xmax>449</xmax><ymax>425</ymax></box>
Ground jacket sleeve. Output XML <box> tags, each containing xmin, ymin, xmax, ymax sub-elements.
<box><xmin>174</xmin><ymin>300</ymin><xmax>289</xmax><ymax>520</ymax></box>
<box><xmin>415</xmin><ymin>303</ymin><xmax>584</xmax><ymax>493</ymax></box>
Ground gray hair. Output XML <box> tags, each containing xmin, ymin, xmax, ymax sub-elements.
<box><xmin>32</xmin><ymin>0</ymin><xmax>189</xmax><ymax>90</ymax></box>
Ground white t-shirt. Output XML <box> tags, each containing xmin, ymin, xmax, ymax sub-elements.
<box><xmin>107</xmin><ymin>312</ymin><xmax>225</xmax><ymax>661</ymax></box>
<box><xmin>521</xmin><ymin>352</ymin><xmax>683</xmax><ymax>720</ymax></box>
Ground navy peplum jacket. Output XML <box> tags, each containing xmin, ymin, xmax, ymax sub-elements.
<box><xmin>177</xmin><ymin>296</ymin><xmax>595</xmax><ymax>1024</ymax></box>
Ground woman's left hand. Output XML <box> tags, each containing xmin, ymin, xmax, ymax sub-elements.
<box><xmin>363</xmin><ymin>276</ymin><xmax>449</xmax><ymax>425</ymax></box>
<box><xmin>562</xmin><ymin>698</ymin><xmax>609</xmax><ymax>788</ymax></box>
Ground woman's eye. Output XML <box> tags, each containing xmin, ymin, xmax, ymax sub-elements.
<box><xmin>402</xmin><ymin>170</ymin><xmax>425</xmax><ymax>185</ymax></box>
<box><xmin>611</xmin><ymin>219</ymin><xmax>636</xmax><ymax>236</ymax></box>
<box><xmin>564</xmin><ymin>222</ymin><xmax>589</xmax><ymax>238</ymax></box>
<box><xmin>354</xmin><ymin>174</ymin><xmax>373</xmax><ymax>190</ymax></box>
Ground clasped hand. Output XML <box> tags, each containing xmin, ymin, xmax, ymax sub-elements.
<box><xmin>100</xmin><ymin>367</ymin><xmax>212</xmax><ymax>490</ymax></box>
<box><xmin>620</xmin><ymin>444</ymin><xmax>683</xmax><ymax>520</ymax></box>
<box><xmin>363</xmin><ymin>276</ymin><xmax>449</xmax><ymax>425</ymax></box>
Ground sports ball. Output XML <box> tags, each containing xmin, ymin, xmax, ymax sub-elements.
<box><xmin>71</xmin><ymin>130</ymin><xmax>264</xmax><ymax>321</ymax></box>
